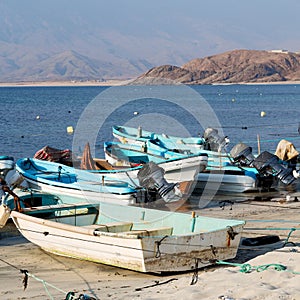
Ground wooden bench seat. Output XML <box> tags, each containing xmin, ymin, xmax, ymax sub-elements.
<box><xmin>122</xmin><ymin>227</ymin><xmax>173</xmax><ymax>237</ymax></box>
<box><xmin>83</xmin><ymin>222</ymin><xmax>133</xmax><ymax>233</ymax></box>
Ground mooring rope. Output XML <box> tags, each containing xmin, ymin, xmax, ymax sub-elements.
<box><xmin>0</xmin><ymin>257</ymin><xmax>96</xmax><ymax>300</ymax></box>
<box><xmin>215</xmin><ymin>260</ymin><xmax>300</xmax><ymax>275</ymax></box>
<box><xmin>284</xmin><ymin>228</ymin><xmax>297</xmax><ymax>246</ymax></box>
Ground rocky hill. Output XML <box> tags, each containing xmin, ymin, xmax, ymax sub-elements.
<box><xmin>0</xmin><ymin>49</ymin><xmax>153</xmax><ymax>82</ymax></box>
<box><xmin>133</xmin><ymin>50</ymin><xmax>300</xmax><ymax>84</ymax></box>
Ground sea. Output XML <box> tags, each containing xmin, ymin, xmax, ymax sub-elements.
<box><xmin>0</xmin><ymin>84</ymin><xmax>300</xmax><ymax>161</ymax></box>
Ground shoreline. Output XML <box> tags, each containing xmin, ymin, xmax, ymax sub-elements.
<box><xmin>0</xmin><ymin>79</ymin><xmax>133</xmax><ymax>87</ymax></box>
<box><xmin>1</xmin><ymin>79</ymin><xmax>300</xmax><ymax>87</ymax></box>
<box><xmin>1</xmin><ymin>198</ymin><xmax>300</xmax><ymax>299</ymax></box>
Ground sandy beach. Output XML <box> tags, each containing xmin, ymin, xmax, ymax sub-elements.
<box><xmin>1</xmin><ymin>196</ymin><xmax>300</xmax><ymax>300</ymax></box>
<box><xmin>0</xmin><ymin>79</ymin><xmax>132</xmax><ymax>87</ymax></box>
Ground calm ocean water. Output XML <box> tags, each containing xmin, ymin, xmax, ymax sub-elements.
<box><xmin>0</xmin><ymin>84</ymin><xmax>299</xmax><ymax>160</ymax></box>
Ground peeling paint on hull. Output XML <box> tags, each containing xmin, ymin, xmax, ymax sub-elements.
<box><xmin>12</xmin><ymin>213</ymin><xmax>244</xmax><ymax>273</ymax></box>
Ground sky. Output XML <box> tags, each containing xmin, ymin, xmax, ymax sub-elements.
<box><xmin>0</xmin><ymin>0</ymin><xmax>300</xmax><ymax>69</ymax></box>
<box><xmin>2</xmin><ymin>0</ymin><xmax>299</xmax><ymax>46</ymax></box>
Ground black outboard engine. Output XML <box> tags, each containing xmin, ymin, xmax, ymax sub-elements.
<box><xmin>230</xmin><ymin>143</ymin><xmax>255</xmax><ymax>166</ymax></box>
<box><xmin>252</xmin><ymin>151</ymin><xmax>296</xmax><ymax>186</ymax></box>
<box><xmin>137</xmin><ymin>162</ymin><xmax>182</xmax><ymax>203</ymax></box>
<box><xmin>230</xmin><ymin>142</ymin><xmax>298</xmax><ymax>186</ymax></box>
<box><xmin>230</xmin><ymin>142</ymin><xmax>274</xmax><ymax>190</ymax></box>
<box><xmin>203</xmin><ymin>128</ymin><xmax>229</xmax><ymax>152</ymax></box>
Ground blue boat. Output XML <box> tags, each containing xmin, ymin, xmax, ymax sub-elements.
<box><xmin>105</xmin><ymin>140</ymin><xmax>270</xmax><ymax>193</ymax></box>
<box><xmin>15</xmin><ymin>158</ymin><xmax>142</xmax><ymax>205</ymax></box>
<box><xmin>104</xmin><ymin>141</ymin><xmax>208</xmax><ymax>181</ymax></box>
<box><xmin>112</xmin><ymin>125</ymin><xmax>231</xmax><ymax>163</ymax></box>
<box><xmin>15</xmin><ymin>157</ymin><xmax>198</xmax><ymax>205</ymax></box>
<box><xmin>113</xmin><ymin>124</ymin><xmax>206</xmax><ymax>153</ymax></box>
<box><xmin>111</xmin><ymin>126</ymin><xmax>280</xmax><ymax>193</ymax></box>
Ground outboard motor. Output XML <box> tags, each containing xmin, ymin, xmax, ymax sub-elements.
<box><xmin>230</xmin><ymin>143</ymin><xmax>298</xmax><ymax>186</ymax></box>
<box><xmin>252</xmin><ymin>151</ymin><xmax>296</xmax><ymax>186</ymax></box>
<box><xmin>137</xmin><ymin>162</ymin><xmax>182</xmax><ymax>203</ymax></box>
<box><xmin>203</xmin><ymin>128</ymin><xmax>229</xmax><ymax>152</ymax></box>
<box><xmin>230</xmin><ymin>143</ymin><xmax>255</xmax><ymax>166</ymax></box>
<box><xmin>230</xmin><ymin>142</ymin><xmax>275</xmax><ymax>190</ymax></box>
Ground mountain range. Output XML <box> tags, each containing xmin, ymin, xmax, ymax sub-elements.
<box><xmin>1</xmin><ymin>1</ymin><xmax>300</xmax><ymax>83</ymax></box>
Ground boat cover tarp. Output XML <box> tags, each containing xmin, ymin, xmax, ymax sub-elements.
<box><xmin>274</xmin><ymin>139</ymin><xmax>299</xmax><ymax>161</ymax></box>
<box><xmin>34</xmin><ymin>146</ymin><xmax>73</xmax><ymax>165</ymax></box>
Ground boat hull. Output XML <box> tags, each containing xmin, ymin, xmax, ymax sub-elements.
<box><xmin>112</xmin><ymin>125</ymin><xmax>205</xmax><ymax>151</ymax></box>
<box><xmin>197</xmin><ymin>171</ymin><xmax>257</xmax><ymax>193</ymax></box>
<box><xmin>11</xmin><ymin>202</ymin><xmax>245</xmax><ymax>273</ymax></box>
<box><xmin>21</xmin><ymin>176</ymin><xmax>139</xmax><ymax>205</ymax></box>
<box><xmin>104</xmin><ymin>143</ymin><xmax>208</xmax><ymax>183</ymax></box>
<box><xmin>16</xmin><ymin>158</ymin><xmax>142</xmax><ymax>205</ymax></box>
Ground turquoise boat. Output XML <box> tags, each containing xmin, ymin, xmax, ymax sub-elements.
<box><xmin>113</xmin><ymin>125</ymin><xmax>206</xmax><ymax>150</ymax></box>
<box><xmin>105</xmin><ymin>141</ymin><xmax>273</xmax><ymax>193</ymax></box>
<box><xmin>104</xmin><ymin>141</ymin><xmax>208</xmax><ymax>182</ymax></box>
<box><xmin>3</xmin><ymin>188</ymin><xmax>61</xmax><ymax>211</ymax></box>
<box><xmin>15</xmin><ymin>158</ymin><xmax>195</xmax><ymax>205</ymax></box>
<box><xmin>111</xmin><ymin>126</ymin><xmax>280</xmax><ymax>193</ymax></box>
<box><xmin>112</xmin><ymin>125</ymin><xmax>231</xmax><ymax>162</ymax></box>
<box><xmin>3</xmin><ymin>189</ymin><xmax>245</xmax><ymax>273</ymax></box>
<box><xmin>15</xmin><ymin>158</ymin><xmax>147</xmax><ymax>205</ymax></box>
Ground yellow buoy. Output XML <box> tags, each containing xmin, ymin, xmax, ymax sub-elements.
<box><xmin>260</xmin><ymin>111</ymin><xmax>266</xmax><ymax>117</ymax></box>
<box><xmin>67</xmin><ymin>126</ymin><xmax>74</xmax><ymax>134</ymax></box>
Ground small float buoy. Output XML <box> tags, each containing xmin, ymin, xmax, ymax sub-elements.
<box><xmin>36</xmin><ymin>115</ymin><xmax>40</xmax><ymax>120</ymax></box>
<box><xmin>232</xmin><ymin>98</ymin><xmax>235</xmax><ymax>102</ymax></box>
<box><xmin>260</xmin><ymin>111</ymin><xmax>266</xmax><ymax>117</ymax></box>
<box><xmin>133</xmin><ymin>111</ymin><xmax>139</xmax><ymax>115</ymax></box>
<box><xmin>67</xmin><ymin>126</ymin><xmax>74</xmax><ymax>134</ymax></box>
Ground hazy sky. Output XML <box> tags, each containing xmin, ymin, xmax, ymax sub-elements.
<box><xmin>3</xmin><ymin>0</ymin><xmax>299</xmax><ymax>41</ymax></box>
<box><xmin>1</xmin><ymin>0</ymin><xmax>300</xmax><ymax>64</ymax></box>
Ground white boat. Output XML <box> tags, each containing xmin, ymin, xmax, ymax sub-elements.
<box><xmin>32</xmin><ymin>142</ymin><xmax>204</xmax><ymax>200</ymax></box>
<box><xmin>104</xmin><ymin>141</ymin><xmax>208</xmax><ymax>183</ymax></box>
<box><xmin>111</xmin><ymin>126</ymin><xmax>285</xmax><ymax>193</ymax></box>
<box><xmin>196</xmin><ymin>168</ymin><xmax>258</xmax><ymax>193</ymax></box>
<box><xmin>15</xmin><ymin>158</ymin><xmax>198</xmax><ymax>205</ymax></box>
<box><xmin>8</xmin><ymin>198</ymin><xmax>245</xmax><ymax>273</ymax></box>
<box><xmin>104</xmin><ymin>141</ymin><xmax>267</xmax><ymax>193</ymax></box>
<box><xmin>15</xmin><ymin>158</ymin><xmax>142</xmax><ymax>205</ymax></box>
<box><xmin>104</xmin><ymin>141</ymin><xmax>208</xmax><ymax>199</ymax></box>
